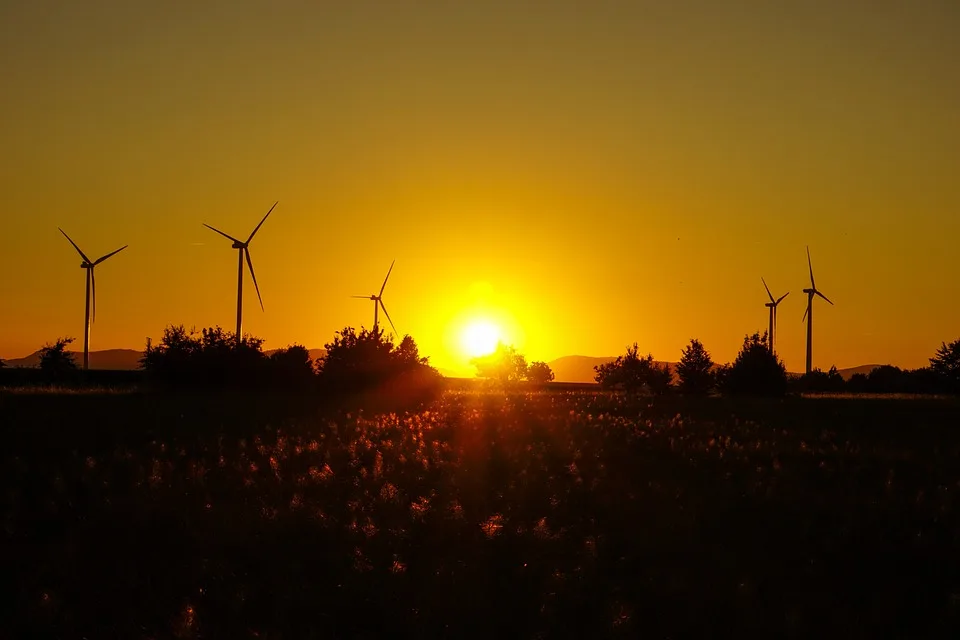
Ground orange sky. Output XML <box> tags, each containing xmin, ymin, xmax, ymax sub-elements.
<box><xmin>1</xmin><ymin>1</ymin><xmax>957</xmax><ymax>375</ymax></box>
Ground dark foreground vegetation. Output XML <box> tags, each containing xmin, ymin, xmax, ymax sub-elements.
<box><xmin>4</xmin><ymin>388</ymin><xmax>960</xmax><ymax>637</ymax></box>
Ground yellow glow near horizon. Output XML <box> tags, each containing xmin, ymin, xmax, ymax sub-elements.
<box><xmin>459</xmin><ymin>320</ymin><xmax>501</xmax><ymax>358</ymax></box>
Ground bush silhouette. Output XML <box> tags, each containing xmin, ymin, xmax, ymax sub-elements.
<box><xmin>526</xmin><ymin>361</ymin><xmax>555</xmax><ymax>384</ymax></box>
<box><xmin>865</xmin><ymin>365</ymin><xmax>905</xmax><ymax>394</ymax></box>
<box><xmin>471</xmin><ymin>342</ymin><xmax>529</xmax><ymax>384</ymax></box>
<box><xmin>268</xmin><ymin>344</ymin><xmax>317</xmax><ymax>391</ymax></box>
<box><xmin>316</xmin><ymin>327</ymin><xmax>441</xmax><ymax>404</ymax></box>
<box><xmin>39</xmin><ymin>337</ymin><xmax>79</xmax><ymax>381</ymax></box>
<box><xmin>595</xmin><ymin>343</ymin><xmax>673</xmax><ymax>395</ymax></box>
<box><xmin>720</xmin><ymin>332</ymin><xmax>787</xmax><ymax>397</ymax></box>
<box><xmin>798</xmin><ymin>366</ymin><xmax>845</xmax><ymax>393</ymax></box>
<box><xmin>141</xmin><ymin>325</ymin><xmax>276</xmax><ymax>389</ymax></box>
<box><xmin>676</xmin><ymin>339</ymin><xmax>714</xmax><ymax>395</ymax></box>
<box><xmin>847</xmin><ymin>372</ymin><xmax>869</xmax><ymax>393</ymax></box>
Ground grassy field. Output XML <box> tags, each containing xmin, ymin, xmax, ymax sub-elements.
<box><xmin>3</xmin><ymin>388</ymin><xmax>960</xmax><ymax>637</ymax></box>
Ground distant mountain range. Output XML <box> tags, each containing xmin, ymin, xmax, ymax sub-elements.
<box><xmin>2</xmin><ymin>348</ymin><xmax>328</xmax><ymax>370</ymax></box>
<box><xmin>546</xmin><ymin>355</ymin><xmax>884</xmax><ymax>384</ymax></box>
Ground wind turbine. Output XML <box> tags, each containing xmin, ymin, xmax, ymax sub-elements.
<box><xmin>203</xmin><ymin>201</ymin><xmax>278</xmax><ymax>344</ymax></box>
<box><xmin>58</xmin><ymin>228</ymin><xmax>128</xmax><ymax>370</ymax></box>
<box><xmin>801</xmin><ymin>246</ymin><xmax>834</xmax><ymax>374</ymax></box>
<box><xmin>352</xmin><ymin>260</ymin><xmax>397</xmax><ymax>336</ymax></box>
<box><xmin>761</xmin><ymin>277</ymin><xmax>789</xmax><ymax>355</ymax></box>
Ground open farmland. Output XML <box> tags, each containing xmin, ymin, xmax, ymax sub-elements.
<box><xmin>3</xmin><ymin>389</ymin><xmax>960</xmax><ymax>637</ymax></box>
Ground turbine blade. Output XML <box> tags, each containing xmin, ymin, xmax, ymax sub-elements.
<box><xmin>807</xmin><ymin>246</ymin><xmax>816</xmax><ymax>289</ymax></box>
<box><xmin>59</xmin><ymin>228</ymin><xmax>91</xmax><ymax>263</ymax></box>
<box><xmin>802</xmin><ymin>304</ymin><xmax>808</xmax><ymax>323</ymax></box>
<box><xmin>93</xmin><ymin>244</ymin><xmax>128</xmax><ymax>265</ymax></box>
<box><xmin>245</xmin><ymin>248</ymin><xmax>264</xmax><ymax>311</ymax></box>
<box><xmin>246</xmin><ymin>201</ymin><xmax>278</xmax><ymax>243</ymax></box>
<box><xmin>351</xmin><ymin>295</ymin><xmax>372</xmax><ymax>299</ymax></box>
<box><xmin>379</xmin><ymin>259</ymin><xmax>395</xmax><ymax>297</ymax></box>
<box><xmin>203</xmin><ymin>224</ymin><xmax>241</xmax><ymax>243</ymax></box>
<box><xmin>379</xmin><ymin>300</ymin><xmax>397</xmax><ymax>336</ymax></box>
<box><xmin>761</xmin><ymin>277</ymin><xmax>774</xmax><ymax>303</ymax></box>
<box><xmin>815</xmin><ymin>290</ymin><xmax>834</xmax><ymax>305</ymax></box>
<box><xmin>91</xmin><ymin>268</ymin><xmax>96</xmax><ymax>324</ymax></box>
<box><xmin>776</xmin><ymin>291</ymin><xmax>790</xmax><ymax>304</ymax></box>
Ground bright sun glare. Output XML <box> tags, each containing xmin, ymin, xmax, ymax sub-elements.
<box><xmin>460</xmin><ymin>320</ymin><xmax>501</xmax><ymax>357</ymax></box>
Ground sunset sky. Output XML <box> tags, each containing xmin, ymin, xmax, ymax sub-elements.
<box><xmin>1</xmin><ymin>1</ymin><xmax>957</xmax><ymax>375</ymax></box>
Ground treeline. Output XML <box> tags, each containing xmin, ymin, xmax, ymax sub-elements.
<box><xmin>591</xmin><ymin>333</ymin><xmax>960</xmax><ymax>397</ymax></box>
<box><xmin>1</xmin><ymin>325</ymin><xmax>443</xmax><ymax>407</ymax></box>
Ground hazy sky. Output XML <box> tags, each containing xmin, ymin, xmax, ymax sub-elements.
<box><xmin>1</xmin><ymin>0</ymin><xmax>957</xmax><ymax>374</ymax></box>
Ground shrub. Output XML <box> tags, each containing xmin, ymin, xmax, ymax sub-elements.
<box><xmin>720</xmin><ymin>332</ymin><xmax>787</xmax><ymax>397</ymax></box>
<box><xmin>526</xmin><ymin>361</ymin><xmax>555</xmax><ymax>384</ymax></box>
<box><xmin>39</xmin><ymin>337</ymin><xmax>79</xmax><ymax>381</ymax></box>
<box><xmin>595</xmin><ymin>343</ymin><xmax>673</xmax><ymax>395</ymax></box>
<box><xmin>676</xmin><ymin>339</ymin><xmax>714</xmax><ymax>395</ymax></box>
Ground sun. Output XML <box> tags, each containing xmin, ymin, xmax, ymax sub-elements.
<box><xmin>460</xmin><ymin>320</ymin><xmax>501</xmax><ymax>357</ymax></box>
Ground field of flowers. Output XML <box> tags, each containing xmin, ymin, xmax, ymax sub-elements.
<box><xmin>3</xmin><ymin>389</ymin><xmax>960</xmax><ymax>637</ymax></box>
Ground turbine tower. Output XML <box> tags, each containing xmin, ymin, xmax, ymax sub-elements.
<box><xmin>761</xmin><ymin>277</ymin><xmax>789</xmax><ymax>355</ymax></box>
<box><xmin>203</xmin><ymin>201</ymin><xmax>278</xmax><ymax>344</ymax></box>
<box><xmin>58</xmin><ymin>228</ymin><xmax>128</xmax><ymax>370</ymax></box>
<box><xmin>352</xmin><ymin>260</ymin><xmax>397</xmax><ymax>336</ymax></box>
<box><xmin>801</xmin><ymin>246</ymin><xmax>834</xmax><ymax>374</ymax></box>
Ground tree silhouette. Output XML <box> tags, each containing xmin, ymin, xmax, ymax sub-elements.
<box><xmin>676</xmin><ymin>339</ymin><xmax>714</xmax><ymax>395</ymax></box>
<box><xmin>141</xmin><ymin>325</ymin><xmax>270</xmax><ymax>388</ymax></box>
<box><xmin>847</xmin><ymin>372</ymin><xmax>869</xmax><ymax>393</ymax></box>
<box><xmin>471</xmin><ymin>342</ymin><xmax>529</xmax><ymax>383</ymax></box>
<box><xmin>799</xmin><ymin>366</ymin><xmax>845</xmax><ymax>393</ymax></box>
<box><xmin>316</xmin><ymin>327</ymin><xmax>441</xmax><ymax>402</ymax></box>
<box><xmin>39</xmin><ymin>337</ymin><xmax>78</xmax><ymax>380</ymax></box>
<box><xmin>595</xmin><ymin>343</ymin><xmax>673</xmax><ymax>395</ymax></box>
<box><xmin>268</xmin><ymin>344</ymin><xmax>317</xmax><ymax>390</ymax></box>
<box><xmin>526</xmin><ymin>361</ymin><xmax>555</xmax><ymax>384</ymax></box>
<box><xmin>930</xmin><ymin>338</ymin><xmax>960</xmax><ymax>393</ymax></box>
<box><xmin>866</xmin><ymin>365</ymin><xmax>905</xmax><ymax>394</ymax></box>
<box><xmin>720</xmin><ymin>331</ymin><xmax>786</xmax><ymax>397</ymax></box>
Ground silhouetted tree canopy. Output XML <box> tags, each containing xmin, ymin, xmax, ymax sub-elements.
<box><xmin>798</xmin><ymin>366</ymin><xmax>846</xmax><ymax>393</ymax></box>
<box><xmin>595</xmin><ymin>343</ymin><xmax>673</xmax><ymax>395</ymax></box>
<box><xmin>866</xmin><ymin>365</ymin><xmax>905</xmax><ymax>394</ymax></box>
<box><xmin>39</xmin><ymin>337</ymin><xmax>78</xmax><ymax>380</ymax></box>
<box><xmin>471</xmin><ymin>342</ymin><xmax>529</xmax><ymax>384</ymax></box>
<box><xmin>720</xmin><ymin>332</ymin><xmax>786</xmax><ymax>397</ymax></box>
<box><xmin>846</xmin><ymin>372</ymin><xmax>868</xmax><ymax>393</ymax></box>
<box><xmin>526</xmin><ymin>361</ymin><xmax>555</xmax><ymax>384</ymax></box>
<box><xmin>930</xmin><ymin>338</ymin><xmax>960</xmax><ymax>393</ymax></box>
<box><xmin>676</xmin><ymin>339</ymin><xmax>714</xmax><ymax>395</ymax></box>
<box><xmin>316</xmin><ymin>327</ymin><xmax>441</xmax><ymax>403</ymax></box>
<box><xmin>268</xmin><ymin>344</ymin><xmax>317</xmax><ymax>390</ymax></box>
<box><xmin>141</xmin><ymin>325</ymin><xmax>312</xmax><ymax>389</ymax></box>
